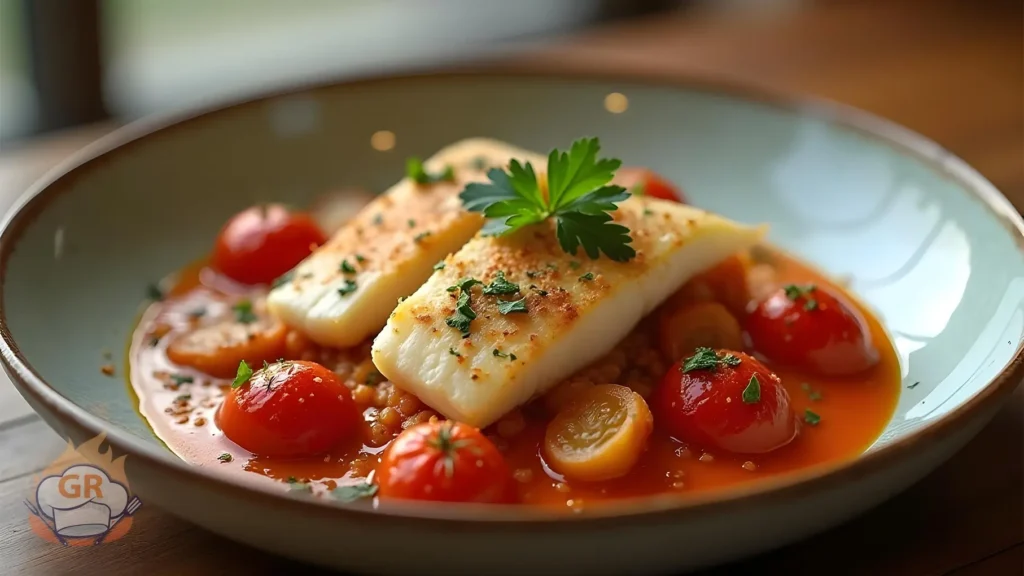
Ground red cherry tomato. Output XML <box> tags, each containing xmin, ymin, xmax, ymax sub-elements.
<box><xmin>217</xmin><ymin>360</ymin><xmax>361</xmax><ymax>458</ymax></box>
<box><xmin>653</xmin><ymin>349</ymin><xmax>797</xmax><ymax>454</ymax></box>
<box><xmin>746</xmin><ymin>285</ymin><xmax>879</xmax><ymax>376</ymax></box>
<box><xmin>212</xmin><ymin>204</ymin><xmax>326</xmax><ymax>285</ymax></box>
<box><xmin>376</xmin><ymin>421</ymin><xmax>513</xmax><ymax>503</ymax></box>
<box><xmin>616</xmin><ymin>167</ymin><xmax>686</xmax><ymax>203</ymax></box>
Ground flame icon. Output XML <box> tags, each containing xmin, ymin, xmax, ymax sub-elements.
<box><xmin>26</xmin><ymin>433</ymin><xmax>142</xmax><ymax>546</ymax></box>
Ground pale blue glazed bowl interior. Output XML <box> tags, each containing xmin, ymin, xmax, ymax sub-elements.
<box><xmin>4</xmin><ymin>74</ymin><xmax>1023</xmax><ymax>449</ymax></box>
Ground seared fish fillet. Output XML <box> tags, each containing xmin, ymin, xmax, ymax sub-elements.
<box><xmin>267</xmin><ymin>139</ymin><xmax>544</xmax><ymax>348</ymax></box>
<box><xmin>372</xmin><ymin>197</ymin><xmax>765</xmax><ymax>428</ymax></box>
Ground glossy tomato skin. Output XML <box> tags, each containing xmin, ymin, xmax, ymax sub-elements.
<box><xmin>653</xmin><ymin>350</ymin><xmax>797</xmax><ymax>454</ymax></box>
<box><xmin>616</xmin><ymin>167</ymin><xmax>686</xmax><ymax>203</ymax></box>
<box><xmin>376</xmin><ymin>421</ymin><xmax>514</xmax><ymax>504</ymax></box>
<box><xmin>746</xmin><ymin>286</ymin><xmax>879</xmax><ymax>377</ymax></box>
<box><xmin>217</xmin><ymin>360</ymin><xmax>361</xmax><ymax>458</ymax></box>
<box><xmin>212</xmin><ymin>204</ymin><xmax>326</xmax><ymax>285</ymax></box>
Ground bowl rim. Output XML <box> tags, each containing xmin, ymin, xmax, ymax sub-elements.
<box><xmin>2</xmin><ymin>63</ymin><xmax>1023</xmax><ymax>526</ymax></box>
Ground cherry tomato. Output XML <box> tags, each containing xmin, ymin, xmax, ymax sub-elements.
<box><xmin>212</xmin><ymin>204</ymin><xmax>326</xmax><ymax>285</ymax></box>
<box><xmin>616</xmin><ymin>167</ymin><xmax>686</xmax><ymax>203</ymax></box>
<box><xmin>376</xmin><ymin>421</ymin><xmax>513</xmax><ymax>503</ymax></box>
<box><xmin>653</xmin><ymin>349</ymin><xmax>797</xmax><ymax>454</ymax></box>
<box><xmin>746</xmin><ymin>285</ymin><xmax>879</xmax><ymax>376</ymax></box>
<box><xmin>217</xmin><ymin>360</ymin><xmax>361</xmax><ymax>458</ymax></box>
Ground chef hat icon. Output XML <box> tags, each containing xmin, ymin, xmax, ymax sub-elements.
<box><xmin>36</xmin><ymin>465</ymin><xmax>128</xmax><ymax>537</ymax></box>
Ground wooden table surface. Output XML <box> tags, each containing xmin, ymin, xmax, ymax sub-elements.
<box><xmin>1</xmin><ymin>1</ymin><xmax>1021</xmax><ymax>574</ymax></box>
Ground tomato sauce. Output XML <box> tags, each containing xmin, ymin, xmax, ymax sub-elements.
<box><xmin>128</xmin><ymin>248</ymin><xmax>900</xmax><ymax>510</ymax></box>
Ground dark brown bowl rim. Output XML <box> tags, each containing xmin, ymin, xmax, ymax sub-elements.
<box><xmin>1</xmin><ymin>62</ymin><xmax>1022</xmax><ymax>527</ymax></box>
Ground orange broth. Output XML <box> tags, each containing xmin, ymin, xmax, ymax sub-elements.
<box><xmin>129</xmin><ymin>250</ymin><xmax>900</xmax><ymax>510</ymax></box>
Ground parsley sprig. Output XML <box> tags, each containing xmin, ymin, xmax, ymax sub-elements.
<box><xmin>459</xmin><ymin>137</ymin><xmax>635</xmax><ymax>262</ymax></box>
<box><xmin>681</xmin><ymin>347</ymin><xmax>741</xmax><ymax>373</ymax></box>
<box><xmin>407</xmin><ymin>157</ymin><xmax>455</xmax><ymax>185</ymax></box>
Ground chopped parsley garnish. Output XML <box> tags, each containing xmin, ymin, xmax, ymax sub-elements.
<box><xmin>406</xmin><ymin>157</ymin><xmax>455</xmax><ymax>185</ymax></box>
<box><xmin>174</xmin><ymin>393</ymin><xmax>191</xmax><ymax>402</ymax></box>
<box><xmin>446</xmin><ymin>289</ymin><xmax>477</xmax><ymax>337</ymax></box>
<box><xmin>459</xmin><ymin>137</ymin><xmax>635</xmax><ymax>261</ymax></box>
<box><xmin>448</xmin><ymin>347</ymin><xmax>461</xmax><ymax>357</ymax></box>
<box><xmin>497</xmin><ymin>297</ymin><xmax>528</xmax><ymax>315</ymax></box>
<box><xmin>337</xmin><ymin>280</ymin><xmax>358</xmax><ymax>297</ymax></box>
<box><xmin>493</xmin><ymin>349</ymin><xmax>517</xmax><ymax>361</ymax></box>
<box><xmin>355</xmin><ymin>254</ymin><xmax>366</xmax><ymax>263</ymax></box>
<box><xmin>681</xmin><ymin>347</ymin><xmax>742</xmax><ymax>373</ymax></box>
<box><xmin>339</xmin><ymin>259</ymin><xmax>357</xmax><ymax>274</ymax></box>
<box><xmin>643</xmin><ymin>208</ymin><xmax>654</xmax><ymax>217</ymax></box>
<box><xmin>413</xmin><ymin>231</ymin><xmax>432</xmax><ymax>243</ymax></box>
<box><xmin>784</xmin><ymin>284</ymin><xmax>818</xmax><ymax>310</ymax></box>
<box><xmin>170</xmin><ymin>374</ymin><xmax>194</xmax><ymax>385</ymax></box>
<box><xmin>448</xmin><ymin>277</ymin><xmax>482</xmax><ymax>293</ymax></box>
<box><xmin>578</xmin><ymin>272</ymin><xmax>595</xmax><ymax>282</ymax></box>
<box><xmin>332</xmin><ymin>482</ymin><xmax>378</xmax><ymax>503</ymax></box>
<box><xmin>217</xmin><ymin>453</ymin><xmax>233</xmax><ymax>463</ymax></box>
<box><xmin>231</xmin><ymin>360</ymin><xmax>252</xmax><ymax>388</ymax></box>
<box><xmin>742</xmin><ymin>375</ymin><xmax>761</xmax><ymax>404</ymax></box>
<box><xmin>569</xmin><ymin>260</ymin><xmax>582</xmax><ymax>270</ymax></box>
<box><xmin>433</xmin><ymin>261</ymin><xmax>446</xmax><ymax>271</ymax></box>
<box><xmin>146</xmin><ymin>283</ymin><xmax>164</xmax><ymax>301</ymax></box>
<box><xmin>529</xmin><ymin>285</ymin><xmax>548</xmax><ymax>296</ymax></box>
<box><xmin>800</xmin><ymin>382</ymin><xmax>823</xmax><ymax>401</ymax></box>
<box><xmin>407</xmin><ymin>219</ymin><xmax>416</xmax><ymax>228</ymax></box>
<box><xmin>372</xmin><ymin>213</ymin><xmax>384</xmax><ymax>226</ymax></box>
<box><xmin>364</xmin><ymin>372</ymin><xmax>381</xmax><ymax>386</ymax></box>
<box><xmin>232</xmin><ymin>300</ymin><xmax>257</xmax><ymax>324</ymax></box>
<box><xmin>482</xmin><ymin>271</ymin><xmax>519</xmax><ymax>295</ymax></box>
<box><xmin>804</xmin><ymin>409</ymin><xmax>821</xmax><ymax>425</ymax></box>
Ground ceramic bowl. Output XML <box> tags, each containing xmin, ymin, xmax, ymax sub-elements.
<box><xmin>2</xmin><ymin>68</ymin><xmax>1022</xmax><ymax>575</ymax></box>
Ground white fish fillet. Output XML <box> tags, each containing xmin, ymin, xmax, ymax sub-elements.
<box><xmin>372</xmin><ymin>197</ymin><xmax>766</xmax><ymax>428</ymax></box>
<box><xmin>267</xmin><ymin>139</ymin><xmax>544</xmax><ymax>348</ymax></box>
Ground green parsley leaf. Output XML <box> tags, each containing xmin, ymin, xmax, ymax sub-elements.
<box><xmin>470</xmin><ymin>156</ymin><xmax>489</xmax><ymax>171</ymax></box>
<box><xmin>372</xmin><ymin>213</ymin><xmax>384</xmax><ymax>226</ymax></box>
<box><xmin>407</xmin><ymin>219</ymin><xmax>416</xmax><ymax>228</ymax></box>
<box><xmin>497</xmin><ymin>297</ymin><xmax>528</xmax><ymax>315</ymax></box>
<box><xmin>742</xmin><ymin>375</ymin><xmax>761</xmax><ymax>404</ymax></box>
<box><xmin>433</xmin><ymin>260</ymin><xmax>446</xmax><ymax>271</ymax></box>
<box><xmin>339</xmin><ymin>259</ymin><xmax>357</xmax><ymax>274</ymax></box>
<box><xmin>681</xmin><ymin>347</ymin><xmax>742</xmax><ymax>373</ymax></box>
<box><xmin>355</xmin><ymin>254</ymin><xmax>366</xmax><ymax>263</ymax></box>
<box><xmin>231</xmin><ymin>360</ymin><xmax>252</xmax><ymax>388</ymax></box>
<box><xmin>174</xmin><ymin>393</ymin><xmax>191</xmax><ymax>402</ymax></box>
<box><xmin>446</xmin><ymin>290</ymin><xmax>477</xmax><ymax>337</ymax></box>
<box><xmin>568</xmin><ymin>260</ymin><xmax>581</xmax><ymax>270</ymax></box>
<box><xmin>800</xmin><ymin>382</ymin><xmax>823</xmax><ymax>401</ymax></box>
<box><xmin>338</xmin><ymin>280</ymin><xmax>358</xmax><ymax>297</ymax></box>
<box><xmin>232</xmin><ymin>300</ymin><xmax>257</xmax><ymax>324</ymax></box>
<box><xmin>449</xmin><ymin>277</ymin><xmax>482</xmax><ymax>292</ymax></box>
<box><xmin>414</xmin><ymin>231</ymin><xmax>432</xmax><ymax>243</ymax></box>
<box><xmin>783</xmin><ymin>284</ymin><xmax>818</xmax><ymax>310</ymax></box>
<box><xmin>578</xmin><ymin>272</ymin><xmax>595</xmax><ymax>282</ymax></box>
<box><xmin>448</xmin><ymin>347</ymin><xmax>461</xmax><ymax>357</ymax></box>
<box><xmin>407</xmin><ymin>157</ymin><xmax>455</xmax><ymax>185</ymax></box>
<box><xmin>804</xmin><ymin>409</ymin><xmax>821</xmax><ymax>426</ymax></box>
<box><xmin>170</xmin><ymin>374</ymin><xmax>194</xmax><ymax>385</ymax></box>
<box><xmin>332</xmin><ymin>482</ymin><xmax>378</xmax><ymax>503</ymax></box>
<box><xmin>146</xmin><ymin>283</ymin><xmax>164</xmax><ymax>301</ymax></box>
<box><xmin>459</xmin><ymin>137</ymin><xmax>635</xmax><ymax>261</ymax></box>
<box><xmin>482</xmin><ymin>271</ymin><xmax>519</xmax><ymax>295</ymax></box>
<box><xmin>492</xmin><ymin>349</ymin><xmax>516</xmax><ymax>361</ymax></box>
<box><xmin>217</xmin><ymin>453</ymin><xmax>233</xmax><ymax>463</ymax></box>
